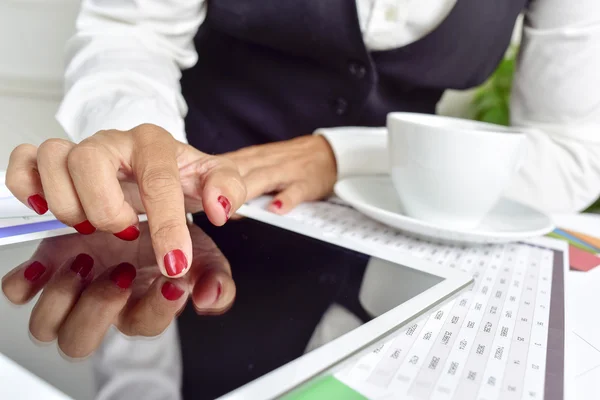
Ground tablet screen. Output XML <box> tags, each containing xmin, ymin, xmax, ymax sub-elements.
<box><xmin>0</xmin><ymin>215</ymin><xmax>451</xmax><ymax>400</ymax></box>
<box><xmin>182</xmin><ymin>216</ymin><xmax>445</xmax><ymax>399</ymax></box>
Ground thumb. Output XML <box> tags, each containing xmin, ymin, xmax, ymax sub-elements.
<box><xmin>267</xmin><ymin>182</ymin><xmax>313</xmax><ymax>215</ymax></box>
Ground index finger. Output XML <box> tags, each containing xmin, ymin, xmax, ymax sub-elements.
<box><xmin>131</xmin><ymin>126</ymin><xmax>192</xmax><ymax>278</ymax></box>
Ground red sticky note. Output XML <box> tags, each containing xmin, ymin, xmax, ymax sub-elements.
<box><xmin>569</xmin><ymin>244</ymin><xmax>600</xmax><ymax>272</ymax></box>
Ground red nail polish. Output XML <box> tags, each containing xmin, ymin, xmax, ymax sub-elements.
<box><xmin>218</xmin><ymin>195</ymin><xmax>232</xmax><ymax>219</ymax></box>
<box><xmin>70</xmin><ymin>254</ymin><xmax>94</xmax><ymax>279</ymax></box>
<box><xmin>114</xmin><ymin>226</ymin><xmax>140</xmax><ymax>241</ymax></box>
<box><xmin>27</xmin><ymin>195</ymin><xmax>48</xmax><ymax>215</ymax></box>
<box><xmin>74</xmin><ymin>220</ymin><xmax>96</xmax><ymax>235</ymax></box>
<box><xmin>24</xmin><ymin>261</ymin><xmax>46</xmax><ymax>282</ymax></box>
<box><xmin>272</xmin><ymin>200</ymin><xmax>283</xmax><ymax>209</ymax></box>
<box><xmin>161</xmin><ymin>282</ymin><xmax>185</xmax><ymax>301</ymax></box>
<box><xmin>109</xmin><ymin>263</ymin><xmax>137</xmax><ymax>289</ymax></box>
<box><xmin>163</xmin><ymin>249</ymin><xmax>188</xmax><ymax>277</ymax></box>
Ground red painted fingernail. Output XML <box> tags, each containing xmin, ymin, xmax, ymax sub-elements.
<box><xmin>161</xmin><ymin>282</ymin><xmax>185</xmax><ymax>301</ymax></box>
<box><xmin>218</xmin><ymin>195</ymin><xmax>232</xmax><ymax>220</ymax></box>
<box><xmin>164</xmin><ymin>249</ymin><xmax>188</xmax><ymax>277</ymax></box>
<box><xmin>24</xmin><ymin>261</ymin><xmax>46</xmax><ymax>282</ymax></box>
<box><xmin>73</xmin><ymin>220</ymin><xmax>96</xmax><ymax>235</ymax></box>
<box><xmin>110</xmin><ymin>262</ymin><xmax>137</xmax><ymax>289</ymax></box>
<box><xmin>114</xmin><ymin>226</ymin><xmax>140</xmax><ymax>241</ymax></box>
<box><xmin>70</xmin><ymin>253</ymin><xmax>94</xmax><ymax>279</ymax></box>
<box><xmin>272</xmin><ymin>200</ymin><xmax>283</xmax><ymax>209</ymax></box>
<box><xmin>27</xmin><ymin>195</ymin><xmax>48</xmax><ymax>215</ymax></box>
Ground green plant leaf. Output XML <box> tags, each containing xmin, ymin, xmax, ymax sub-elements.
<box><xmin>492</xmin><ymin>59</ymin><xmax>515</xmax><ymax>91</ymax></box>
<box><xmin>478</xmin><ymin>106</ymin><xmax>510</xmax><ymax>126</ymax></box>
<box><xmin>472</xmin><ymin>89</ymin><xmax>504</xmax><ymax>115</ymax></box>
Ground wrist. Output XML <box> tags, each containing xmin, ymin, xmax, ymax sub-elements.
<box><xmin>312</xmin><ymin>135</ymin><xmax>338</xmax><ymax>177</ymax></box>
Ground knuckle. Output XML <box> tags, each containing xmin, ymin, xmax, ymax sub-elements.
<box><xmin>50</xmin><ymin>204</ymin><xmax>84</xmax><ymax>224</ymax></box>
<box><xmin>132</xmin><ymin>123</ymin><xmax>163</xmax><ymax>135</ymax></box>
<box><xmin>9</xmin><ymin>143</ymin><xmax>36</xmax><ymax>160</ymax></box>
<box><xmin>66</xmin><ymin>142</ymin><xmax>102</xmax><ymax>170</ymax></box>
<box><xmin>150</xmin><ymin>219</ymin><xmax>182</xmax><ymax>241</ymax></box>
<box><xmin>87</xmin><ymin>203</ymin><xmax>124</xmax><ymax>229</ymax></box>
<box><xmin>38</xmin><ymin>139</ymin><xmax>72</xmax><ymax>161</ymax></box>
<box><xmin>92</xmin><ymin>129</ymin><xmax>116</xmax><ymax>139</ymax></box>
<box><xmin>139</xmin><ymin>168</ymin><xmax>179</xmax><ymax>202</ymax></box>
<box><xmin>197</xmin><ymin>156</ymin><xmax>223</xmax><ymax>175</ymax></box>
<box><xmin>130</xmin><ymin>123</ymin><xmax>171</xmax><ymax>143</ymax></box>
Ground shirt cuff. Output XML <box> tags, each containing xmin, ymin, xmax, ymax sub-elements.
<box><xmin>314</xmin><ymin>127</ymin><xmax>389</xmax><ymax>180</ymax></box>
<box><xmin>56</xmin><ymin>93</ymin><xmax>187</xmax><ymax>144</ymax></box>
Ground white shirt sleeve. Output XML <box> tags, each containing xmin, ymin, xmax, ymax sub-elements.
<box><xmin>315</xmin><ymin>127</ymin><xmax>388</xmax><ymax>178</ymax></box>
<box><xmin>56</xmin><ymin>0</ymin><xmax>206</xmax><ymax>144</ymax></box>
<box><xmin>503</xmin><ymin>0</ymin><xmax>600</xmax><ymax>213</ymax></box>
<box><xmin>319</xmin><ymin>1</ymin><xmax>600</xmax><ymax>214</ymax></box>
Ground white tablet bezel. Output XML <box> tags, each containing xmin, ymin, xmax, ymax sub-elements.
<box><xmin>217</xmin><ymin>205</ymin><xmax>474</xmax><ymax>400</ymax></box>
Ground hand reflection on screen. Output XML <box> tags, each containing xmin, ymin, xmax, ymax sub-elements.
<box><xmin>1</xmin><ymin>222</ymin><xmax>235</xmax><ymax>359</ymax></box>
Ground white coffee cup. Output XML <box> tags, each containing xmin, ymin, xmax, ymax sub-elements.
<box><xmin>387</xmin><ymin>112</ymin><xmax>526</xmax><ymax>230</ymax></box>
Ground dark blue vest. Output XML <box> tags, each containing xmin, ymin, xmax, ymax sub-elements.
<box><xmin>182</xmin><ymin>0</ymin><xmax>528</xmax><ymax>154</ymax></box>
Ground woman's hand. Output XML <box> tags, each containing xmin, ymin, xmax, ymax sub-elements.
<box><xmin>5</xmin><ymin>124</ymin><xmax>246</xmax><ymax>278</ymax></box>
<box><xmin>225</xmin><ymin>135</ymin><xmax>337</xmax><ymax>214</ymax></box>
<box><xmin>1</xmin><ymin>222</ymin><xmax>234</xmax><ymax>359</ymax></box>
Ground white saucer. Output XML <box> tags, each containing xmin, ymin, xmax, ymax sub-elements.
<box><xmin>334</xmin><ymin>176</ymin><xmax>554</xmax><ymax>244</ymax></box>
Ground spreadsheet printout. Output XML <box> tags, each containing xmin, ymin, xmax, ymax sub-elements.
<box><xmin>243</xmin><ymin>198</ymin><xmax>568</xmax><ymax>400</ymax></box>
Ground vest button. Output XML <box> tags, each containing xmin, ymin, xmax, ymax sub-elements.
<box><xmin>334</xmin><ymin>98</ymin><xmax>348</xmax><ymax>115</ymax></box>
<box><xmin>348</xmin><ymin>61</ymin><xmax>367</xmax><ymax>79</ymax></box>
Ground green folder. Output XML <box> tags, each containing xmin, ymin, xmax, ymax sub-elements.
<box><xmin>281</xmin><ymin>376</ymin><xmax>367</xmax><ymax>400</ymax></box>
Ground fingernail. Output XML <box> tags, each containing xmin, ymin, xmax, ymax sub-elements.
<box><xmin>70</xmin><ymin>254</ymin><xmax>94</xmax><ymax>279</ymax></box>
<box><xmin>24</xmin><ymin>261</ymin><xmax>46</xmax><ymax>282</ymax></box>
<box><xmin>218</xmin><ymin>195</ymin><xmax>232</xmax><ymax>220</ymax></box>
<box><xmin>164</xmin><ymin>249</ymin><xmax>188</xmax><ymax>277</ymax></box>
<box><xmin>27</xmin><ymin>195</ymin><xmax>48</xmax><ymax>215</ymax></box>
<box><xmin>73</xmin><ymin>220</ymin><xmax>96</xmax><ymax>235</ymax></box>
<box><xmin>114</xmin><ymin>226</ymin><xmax>140</xmax><ymax>241</ymax></box>
<box><xmin>109</xmin><ymin>262</ymin><xmax>137</xmax><ymax>289</ymax></box>
<box><xmin>272</xmin><ymin>200</ymin><xmax>283</xmax><ymax>209</ymax></box>
<box><xmin>161</xmin><ymin>282</ymin><xmax>185</xmax><ymax>301</ymax></box>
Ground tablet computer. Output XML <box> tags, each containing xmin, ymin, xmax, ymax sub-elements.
<box><xmin>0</xmin><ymin>208</ymin><xmax>473</xmax><ymax>400</ymax></box>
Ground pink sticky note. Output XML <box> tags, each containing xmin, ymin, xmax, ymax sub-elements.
<box><xmin>569</xmin><ymin>244</ymin><xmax>600</xmax><ymax>272</ymax></box>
